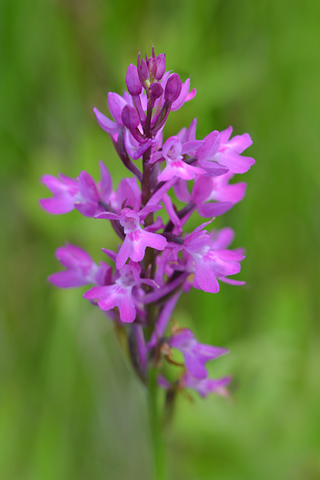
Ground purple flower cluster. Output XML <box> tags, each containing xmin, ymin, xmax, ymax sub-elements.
<box><xmin>41</xmin><ymin>49</ymin><xmax>254</xmax><ymax>399</ymax></box>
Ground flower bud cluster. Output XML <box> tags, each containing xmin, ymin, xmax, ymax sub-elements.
<box><xmin>41</xmin><ymin>49</ymin><xmax>255</xmax><ymax>399</ymax></box>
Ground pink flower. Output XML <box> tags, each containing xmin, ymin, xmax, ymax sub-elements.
<box><xmin>182</xmin><ymin>223</ymin><xmax>245</xmax><ymax>293</ymax></box>
<box><xmin>109</xmin><ymin>176</ymin><xmax>141</xmax><ymax>213</ymax></box>
<box><xmin>96</xmin><ymin>206</ymin><xmax>167</xmax><ymax>269</ymax></box>
<box><xmin>197</xmin><ymin>126</ymin><xmax>255</xmax><ymax>175</ymax></box>
<box><xmin>83</xmin><ymin>262</ymin><xmax>149</xmax><ymax>323</ymax></box>
<box><xmin>151</xmin><ymin>136</ymin><xmax>205</xmax><ymax>181</ymax></box>
<box><xmin>178</xmin><ymin>119</ymin><xmax>255</xmax><ymax>175</ymax></box>
<box><xmin>40</xmin><ymin>161</ymin><xmax>112</xmax><ymax>217</ymax></box>
<box><xmin>182</xmin><ymin>373</ymin><xmax>231</xmax><ymax>397</ymax></box>
<box><xmin>173</xmin><ymin>171</ymin><xmax>246</xmax><ymax>220</ymax></box>
<box><xmin>49</xmin><ymin>243</ymin><xmax>111</xmax><ymax>288</ymax></box>
<box><xmin>169</xmin><ymin>329</ymin><xmax>228</xmax><ymax>378</ymax></box>
<box><xmin>40</xmin><ymin>173</ymin><xmax>79</xmax><ymax>214</ymax></box>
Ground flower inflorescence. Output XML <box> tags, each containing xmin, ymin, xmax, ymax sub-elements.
<box><xmin>41</xmin><ymin>48</ymin><xmax>255</xmax><ymax>398</ymax></box>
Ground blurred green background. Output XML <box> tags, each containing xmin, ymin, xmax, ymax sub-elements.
<box><xmin>1</xmin><ymin>0</ymin><xmax>319</xmax><ymax>479</ymax></box>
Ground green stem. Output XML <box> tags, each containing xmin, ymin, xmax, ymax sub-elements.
<box><xmin>148</xmin><ymin>366</ymin><xmax>165</xmax><ymax>480</ymax></box>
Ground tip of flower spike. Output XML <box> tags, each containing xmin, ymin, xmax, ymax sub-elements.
<box><xmin>141</xmin><ymin>47</ymin><xmax>167</xmax><ymax>83</ymax></box>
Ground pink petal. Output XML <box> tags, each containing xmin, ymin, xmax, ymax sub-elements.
<box><xmin>219</xmin><ymin>276</ymin><xmax>246</xmax><ymax>286</ymax></box>
<box><xmin>141</xmin><ymin>230</ymin><xmax>167</xmax><ymax>252</ymax></box>
<box><xmin>174</xmin><ymin>179</ymin><xmax>191</xmax><ymax>203</ymax></box>
<box><xmin>108</xmin><ymin>92</ymin><xmax>127</xmax><ymax>124</ymax></box>
<box><xmin>185</xmin><ymin>87</ymin><xmax>197</xmax><ymax>102</ymax></box>
<box><xmin>181</xmin><ymin>140</ymin><xmax>204</xmax><ymax>155</ymax></box>
<box><xmin>75</xmin><ymin>202</ymin><xmax>98</xmax><ymax>217</ymax></box>
<box><xmin>220</xmin><ymin>126</ymin><xmax>233</xmax><ymax>144</ymax></box>
<box><xmin>184</xmin><ymin>352</ymin><xmax>208</xmax><ymax>379</ymax></box>
<box><xmin>185</xmin><ymin>118</ymin><xmax>197</xmax><ymax>142</ymax></box>
<box><xmin>139</xmin><ymin>204</ymin><xmax>162</xmax><ymax>220</ymax></box>
<box><xmin>118</xmin><ymin>292</ymin><xmax>136</xmax><ymax>323</ymax></box>
<box><xmin>95</xmin><ymin>211</ymin><xmax>121</xmax><ymax>221</ymax></box>
<box><xmin>171</xmin><ymin>78</ymin><xmax>195</xmax><ymax>111</ymax></box>
<box><xmin>83</xmin><ymin>285</ymin><xmax>111</xmax><ymax>300</ymax></box>
<box><xmin>99</xmin><ymin>161</ymin><xmax>113</xmax><ymax>200</ymax></box>
<box><xmin>197</xmin><ymin>160</ymin><xmax>229</xmax><ymax>176</ymax></box>
<box><xmin>95</xmin><ymin>262</ymin><xmax>112</xmax><ymax>286</ymax></box>
<box><xmin>93</xmin><ymin>108</ymin><xmax>119</xmax><ymax>135</ymax></box>
<box><xmin>176</xmin><ymin>126</ymin><xmax>187</xmax><ymax>142</ymax></box>
<box><xmin>146</xmin><ymin>177</ymin><xmax>177</xmax><ymax>206</ymax></box>
<box><xmin>78</xmin><ymin>171</ymin><xmax>99</xmax><ymax>202</ymax></box>
<box><xmin>116</xmin><ymin>236</ymin><xmax>133</xmax><ymax>269</ymax></box>
<box><xmin>58</xmin><ymin>173</ymin><xmax>79</xmax><ymax>186</ymax></box>
<box><xmin>56</xmin><ymin>244</ymin><xmax>93</xmax><ymax>268</ymax></box>
<box><xmin>40</xmin><ymin>196</ymin><xmax>75</xmax><ymax>214</ymax></box>
<box><xmin>214</xmin><ymin>249</ymin><xmax>245</xmax><ymax>262</ymax></box>
<box><xmin>115</xmin><ymin>177</ymin><xmax>141</xmax><ymax>211</ymax></box>
<box><xmin>159</xmin><ymin>161</ymin><xmax>205</xmax><ymax>182</ymax></box>
<box><xmin>216</xmin><ymin>151</ymin><xmax>255</xmax><ymax>174</ymax></box>
<box><xmin>197</xmin><ymin>202</ymin><xmax>233</xmax><ymax>217</ymax></box>
<box><xmin>41</xmin><ymin>174</ymin><xmax>66</xmax><ymax>193</ymax></box>
<box><xmin>210</xmin><ymin>254</ymin><xmax>241</xmax><ymax>276</ymax></box>
<box><xmin>226</xmin><ymin>133</ymin><xmax>252</xmax><ymax>153</ymax></box>
<box><xmin>210</xmin><ymin>227</ymin><xmax>235</xmax><ymax>249</ymax></box>
<box><xmin>128</xmin><ymin>231</ymin><xmax>148</xmax><ymax>263</ymax></box>
<box><xmin>211</xmin><ymin>182</ymin><xmax>247</xmax><ymax>204</ymax></box>
<box><xmin>148</xmin><ymin>293</ymin><xmax>181</xmax><ymax>349</ymax></box>
<box><xmin>163</xmin><ymin>194</ymin><xmax>180</xmax><ymax>228</ymax></box>
<box><xmin>169</xmin><ymin>329</ymin><xmax>194</xmax><ymax>348</ymax></box>
<box><xmin>191</xmin><ymin>176</ymin><xmax>214</xmax><ymax>205</ymax></box>
<box><xmin>101</xmin><ymin>248</ymin><xmax>117</xmax><ymax>262</ymax></box>
<box><xmin>194</xmin><ymin>260</ymin><xmax>220</xmax><ymax>293</ymax></box>
<box><xmin>197</xmin><ymin>344</ymin><xmax>229</xmax><ymax>358</ymax></box>
<box><xmin>196</xmin><ymin>131</ymin><xmax>220</xmax><ymax>161</ymax></box>
<box><xmin>48</xmin><ymin>271</ymin><xmax>89</xmax><ymax>288</ymax></box>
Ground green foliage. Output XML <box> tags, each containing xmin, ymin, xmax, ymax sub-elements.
<box><xmin>1</xmin><ymin>0</ymin><xmax>319</xmax><ymax>478</ymax></box>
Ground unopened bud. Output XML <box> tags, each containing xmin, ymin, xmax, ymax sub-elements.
<box><xmin>149</xmin><ymin>82</ymin><xmax>163</xmax><ymax>100</ymax></box>
<box><xmin>121</xmin><ymin>105</ymin><xmax>140</xmax><ymax>130</ymax></box>
<box><xmin>164</xmin><ymin>73</ymin><xmax>182</xmax><ymax>103</ymax></box>
<box><xmin>139</xmin><ymin>58</ymin><xmax>149</xmax><ymax>81</ymax></box>
<box><xmin>155</xmin><ymin>54</ymin><xmax>166</xmax><ymax>80</ymax></box>
<box><xmin>148</xmin><ymin>57</ymin><xmax>157</xmax><ymax>80</ymax></box>
<box><xmin>126</xmin><ymin>64</ymin><xmax>142</xmax><ymax>96</ymax></box>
